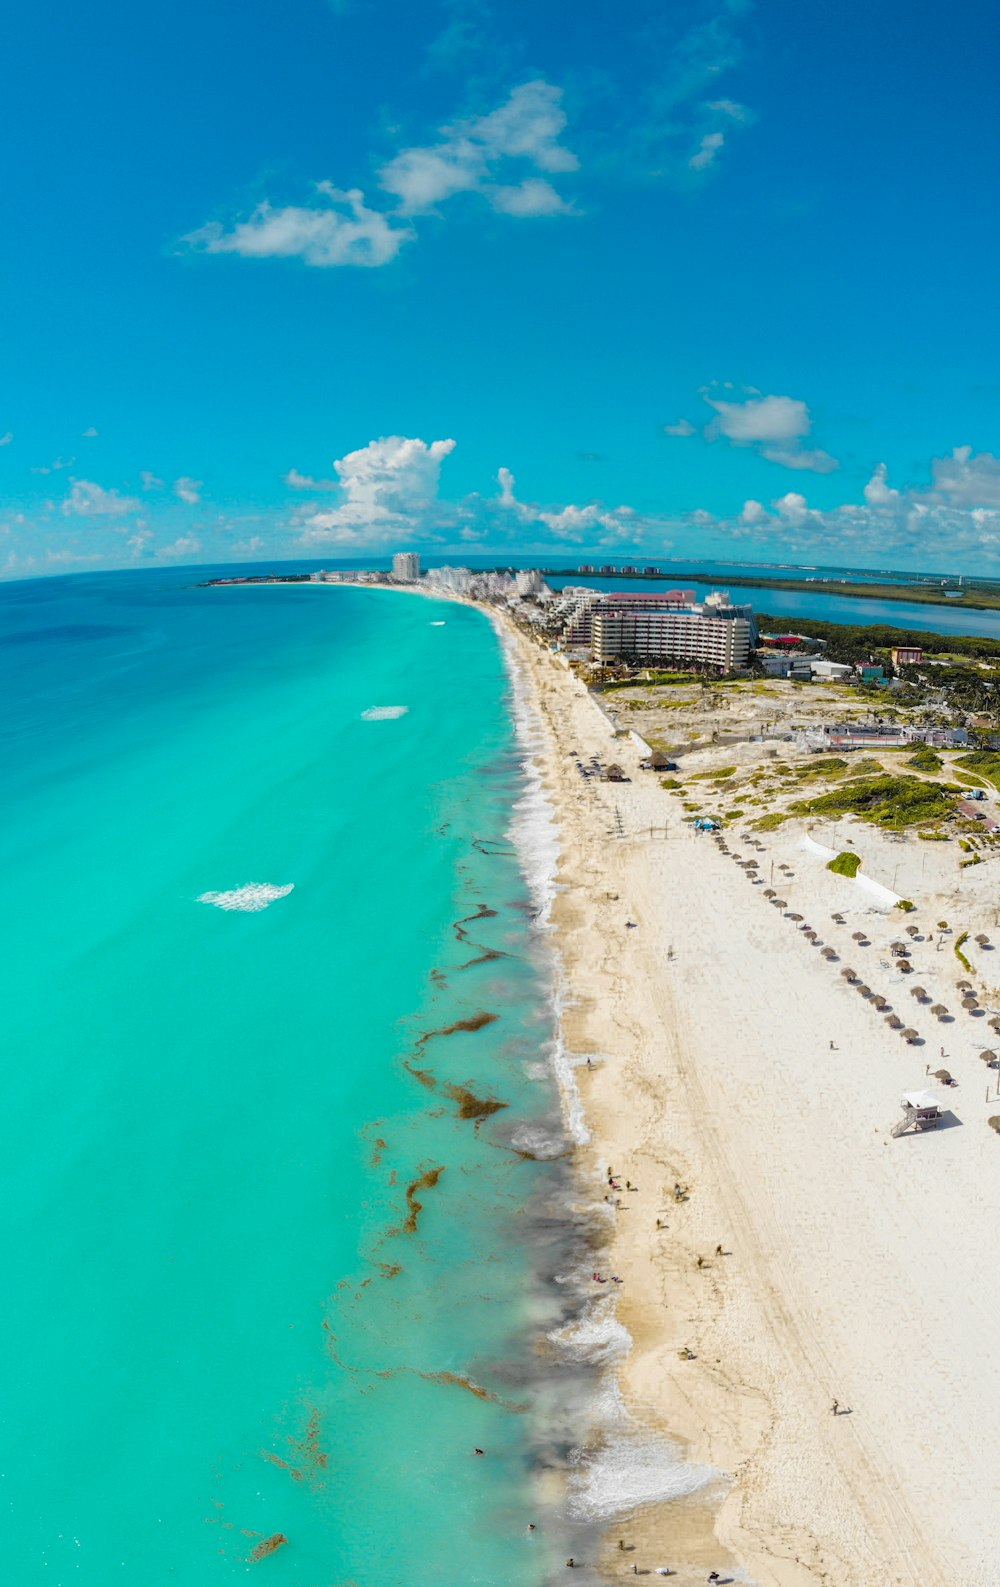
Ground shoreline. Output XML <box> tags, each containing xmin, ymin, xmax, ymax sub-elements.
<box><xmin>209</xmin><ymin>578</ymin><xmax>1000</xmax><ymax>1584</ymax></box>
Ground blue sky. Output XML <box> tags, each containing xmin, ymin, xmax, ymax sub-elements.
<box><xmin>2</xmin><ymin>0</ymin><xmax>1000</xmax><ymax>576</ymax></box>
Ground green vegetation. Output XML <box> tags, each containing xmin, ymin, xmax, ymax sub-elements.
<box><xmin>755</xmin><ymin>612</ymin><xmax>1000</xmax><ymax>662</ymax></box>
<box><xmin>961</xmin><ymin>855</ymin><xmax>983</xmax><ymax>868</ymax></box>
<box><xmin>907</xmin><ymin>747</ymin><xmax>944</xmax><ymax>774</ymax></box>
<box><xmin>827</xmin><ymin>851</ymin><xmax>862</xmax><ymax>878</ymax></box>
<box><xmin>955</xmin><ymin>931</ymin><xmax>973</xmax><ymax>972</ymax></box>
<box><xmin>953</xmin><ymin>752</ymin><xmax>1000</xmax><ymax>791</ymax></box>
<box><xmin>785</xmin><ymin>774</ymin><xmax>955</xmax><ymax>831</ymax></box>
<box><xmin>787</xmin><ymin>757</ymin><xmax>849</xmax><ymax>783</ymax></box>
<box><xmin>896</xmin><ymin>899</ymin><xmax>916</xmax><ymax>911</ymax></box>
<box><xmin>753</xmin><ymin>811</ymin><xmax>792</xmax><ymax>830</ymax></box>
<box><xmin>688</xmin><ymin>765</ymin><xmax>738</xmax><ymax>782</ymax></box>
<box><xmin>659</xmin><ymin>777</ymin><xmax>683</xmax><ymax>790</ymax></box>
<box><xmin>918</xmin><ymin>830</ymin><xmax>950</xmax><ymax>841</ymax></box>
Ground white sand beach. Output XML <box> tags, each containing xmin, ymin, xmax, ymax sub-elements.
<box><xmin>512</xmin><ymin>632</ymin><xmax>1000</xmax><ymax>1587</ymax></box>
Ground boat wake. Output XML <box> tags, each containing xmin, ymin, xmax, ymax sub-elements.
<box><xmin>361</xmin><ymin>705</ymin><xmax>408</xmax><ymax>720</ymax></box>
<box><xmin>197</xmin><ymin>882</ymin><xmax>294</xmax><ymax>912</ymax></box>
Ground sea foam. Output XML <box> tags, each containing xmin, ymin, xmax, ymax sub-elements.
<box><xmin>197</xmin><ymin>883</ymin><xmax>294</xmax><ymax>912</ymax></box>
<box><xmin>361</xmin><ymin>705</ymin><xmax>408</xmax><ymax>720</ymax></box>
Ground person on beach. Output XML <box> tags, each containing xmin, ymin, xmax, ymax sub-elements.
<box><xmin>696</xmin><ymin>1255</ymin><xmax>705</xmax><ymax>1268</ymax></box>
<box><xmin>611</xmin><ymin>1274</ymin><xmax>623</xmax><ymax>1283</ymax></box>
<box><xmin>474</xmin><ymin>1447</ymin><xmax>485</xmax><ymax>1455</ymax></box>
<box><xmin>566</xmin><ymin>1559</ymin><xmax>575</xmax><ymax>1568</ymax></box>
<box><xmin>708</xmin><ymin>1572</ymin><xmax>721</xmax><ymax>1584</ymax></box>
<box><xmin>831</xmin><ymin>1399</ymin><xmax>839</xmax><ymax>1415</ymax></box>
<box><xmin>715</xmin><ymin>1244</ymin><xmax>724</xmax><ymax>1257</ymax></box>
<box><xmin>656</xmin><ymin>1218</ymin><xmax>667</xmax><ymax>1229</ymax></box>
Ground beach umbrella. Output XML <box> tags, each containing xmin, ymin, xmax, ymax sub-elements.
<box><xmin>822</xmin><ymin>947</ymin><xmax>837</xmax><ymax>959</ymax></box>
<box><xmin>851</xmin><ymin>931</ymin><xmax>866</xmax><ymax>942</ymax></box>
<box><xmin>933</xmin><ymin>1069</ymin><xmax>953</xmax><ymax>1083</ymax></box>
<box><xmin>803</xmin><ymin>929</ymin><xmax>818</xmax><ymax>941</ymax></box>
<box><xmin>841</xmin><ymin>967</ymin><xmax>857</xmax><ymax>979</ymax></box>
<box><xmin>988</xmin><ymin>1117</ymin><xmax>1000</xmax><ymax>1134</ymax></box>
<box><xmin>990</xmin><ymin>1017</ymin><xmax>1000</xmax><ymax>1032</ymax></box>
<box><xmin>931</xmin><ymin>1003</ymin><xmax>948</xmax><ymax>1017</ymax></box>
<box><xmin>963</xmin><ymin>996</ymin><xmax>979</xmax><ymax>1009</ymax></box>
<box><xmin>976</xmin><ymin>934</ymin><xmax>990</xmax><ymax>945</ymax></box>
<box><xmin>980</xmin><ymin>1050</ymin><xmax>998</xmax><ymax>1065</ymax></box>
<box><xmin>957</xmin><ymin>979</ymin><xmax>973</xmax><ymax>991</ymax></box>
<box><xmin>901</xmin><ymin>1028</ymin><xmax>919</xmax><ymax>1042</ymax></box>
<box><xmin>905</xmin><ymin>925</ymin><xmax>920</xmax><ymax>937</ymax></box>
<box><xmin>831</xmin><ymin>913</ymin><xmax>845</xmax><ymax>924</ymax></box>
<box><xmin>890</xmin><ymin>941</ymin><xmax>906</xmax><ymax>951</ymax></box>
<box><xmin>858</xmin><ymin>984</ymin><xmax>872</xmax><ymax>997</ymax></box>
<box><xmin>887</xmin><ymin>1014</ymin><xmax>903</xmax><ymax>1029</ymax></box>
<box><xmin>772</xmin><ymin>898</ymin><xmax>786</xmax><ymax>908</ymax></box>
<box><xmin>899</xmin><ymin>961</ymin><xmax>914</xmax><ymax>973</ymax></box>
<box><xmin>764</xmin><ymin>888</ymin><xmax>775</xmax><ymax>898</ymax></box>
<box><xmin>787</xmin><ymin>911</ymin><xmax>804</xmax><ymax>921</ymax></box>
<box><xmin>872</xmin><ymin>993</ymin><xmax>888</xmax><ymax>1009</ymax></box>
<box><xmin>910</xmin><ymin>986</ymin><xmax>926</xmax><ymax>999</ymax></box>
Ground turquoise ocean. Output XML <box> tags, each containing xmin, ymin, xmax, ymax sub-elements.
<box><xmin>0</xmin><ymin>570</ymin><xmax>599</xmax><ymax>1584</ymax></box>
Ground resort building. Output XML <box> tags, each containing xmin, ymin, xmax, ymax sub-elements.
<box><xmin>590</xmin><ymin>597</ymin><xmax>753</xmax><ymax>670</ymax></box>
<box><xmin>392</xmin><ymin>551</ymin><xmax>421</xmax><ymax>582</ymax></box>
<box><xmin>891</xmin><ymin>645</ymin><xmax>923</xmax><ymax>667</ymax></box>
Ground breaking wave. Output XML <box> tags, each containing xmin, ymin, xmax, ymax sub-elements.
<box><xmin>361</xmin><ymin>705</ymin><xmax>409</xmax><ymax>720</ymax></box>
<box><xmin>198</xmin><ymin>883</ymin><xmax>294</xmax><ymax>912</ymax></box>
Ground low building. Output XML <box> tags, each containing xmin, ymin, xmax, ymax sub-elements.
<box><xmin>811</xmin><ymin>659</ymin><xmax>853</xmax><ymax>680</ymax></box>
<box><xmin>891</xmin><ymin>646</ymin><xmax>923</xmax><ymax>667</ymax></box>
<box><xmin>857</xmin><ymin>664</ymin><xmax>886</xmax><ymax>682</ymax></box>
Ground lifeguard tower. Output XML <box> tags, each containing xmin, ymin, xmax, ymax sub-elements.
<box><xmin>891</xmin><ymin>1090</ymin><xmax>943</xmax><ymax>1137</ymax></box>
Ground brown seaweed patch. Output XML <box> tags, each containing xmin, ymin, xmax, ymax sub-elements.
<box><xmin>260</xmin><ymin>1450</ymin><xmax>300</xmax><ymax>1480</ymax></box>
<box><xmin>249</xmin><ymin>1533</ymin><xmax>288</xmax><ymax>1561</ymax></box>
<box><xmin>442</xmin><ymin>1082</ymin><xmax>508</xmax><ymax>1124</ymax></box>
<box><xmin>456</xmin><ymin>948</ymin><xmax>508</xmax><ymax>971</ymax></box>
<box><xmin>289</xmin><ymin>1409</ymin><xmax>328</xmax><ymax>1475</ymax></box>
<box><xmin>404</xmin><ymin>1166</ymin><xmax>444</xmax><ymax>1233</ymax></box>
<box><xmin>402</xmin><ymin>1059</ymin><xmax>438</xmax><ymax>1090</ymax></box>
<box><xmin>453</xmin><ymin>904</ymin><xmax>498</xmax><ymax>943</ymax></box>
<box><xmin>379</xmin><ymin>1262</ymin><xmax>402</xmax><ymax>1279</ymax></box>
<box><xmin>415</xmin><ymin>1011</ymin><xmax>498</xmax><ymax>1049</ymax></box>
<box><xmin>370</xmin><ymin>1136</ymin><xmax>388</xmax><ymax>1167</ymax></box>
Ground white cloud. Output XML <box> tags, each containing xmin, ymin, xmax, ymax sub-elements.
<box><xmin>707</xmin><ymin>393</ymin><xmax>810</xmax><ymax>443</ymax></box>
<box><xmin>127</xmin><ymin>529</ymin><xmax>155</xmax><ymax>556</ymax></box>
<box><xmin>298</xmin><ymin>435</ymin><xmax>457</xmax><ymax>545</ymax></box>
<box><xmin>63</xmin><ymin>479</ymin><xmax>140</xmax><ymax>517</ymax></box>
<box><xmin>664</xmin><ymin>418</ymin><xmax>696</xmax><ymax>437</ymax></box>
<box><xmin>863</xmin><ymin>462</ymin><xmax>900</xmax><ymax>506</ymax></box>
<box><xmin>156</xmin><ymin>534</ymin><xmax>203</xmax><ymax>559</ymax></box>
<box><xmin>231</xmin><ymin>535</ymin><xmax>265</xmax><ymax>556</ymax></box>
<box><xmin>496</xmin><ymin>465</ymin><xmax>639</xmax><ymax>543</ymax></box>
<box><xmin>693</xmin><ymin>446</ymin><xmax>1000</xmax><ymax>566</ymax></box>
<box><xmin>184</xmin><ymin>186</ymin><xmax>414</xmax><ymax>270</ymax></box>
<box><xmin>184</xmin><ymin>81</ymin><xmax>577</xmax><ymax>274</ymax></box>
<box><xmin>704</xmin><ymin>390</ymin><xmax>839</xmax><ymax>473</ymax></box>
<box><xmin>81</xmin><ymin>426</ymin><xmax>99</xmax><ymax>438</ymax></box>
<box><xmin>489</xmin><ymin>178</ymin><xmax>572</xmax><ymax>216</ymax></box>
<box><xmin>174</xmin><ymin>476</ymin><xmax>202</xmax><ymax>504</ymax></box>
<box><xmin>379</xmin><ymin>80</ymin><xmax>577</xmax><ymax>216</ymax></box>
<box><xmin>140</xmin><ymin>470</ymin><xmax>163</xmax><ymax>490</ymax></box>
<box><xmin>284</xmin><ymin>467</ymin><xmax>337</xmax><ymax>491</ymax></box>
<box><xmin>689</xmin><ymin>130</ymin><xmax>725</xmax><ymax>171</ymax></box>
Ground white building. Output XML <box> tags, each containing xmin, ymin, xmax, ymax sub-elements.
<box><xmin>591</xmin><ymin>604</ymin><xmax>752</xmax><ymax>670</ymax></box>
<box><xmin>392</xmin><ymin>551</ymin><xmax>421</xmax><ymax>583</ymax></box>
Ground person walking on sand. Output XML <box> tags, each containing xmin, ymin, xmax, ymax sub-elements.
<box><xmin>831</xmin><ymin>1398</ymin><xmax>839</xmax><ymax>1416</ymax></box>
<box><xmin>715</xmin><ymin>1244</ymin><xmax>724</xmax><ymax>1257</ymax></box>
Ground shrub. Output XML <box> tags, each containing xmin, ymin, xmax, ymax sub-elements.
<box><xmin>896</xmin><ymin>899</ymin><xmax>916</xmax><ymax>911</ymax></box>
<box><xmin>955</xmin><ymin>931</ymin><xmax>973</xmax><ymax>972</ymax></box>
<box><xmin>918</xmin><ymin>830</ymin><xmax>950</xmax><ymax>841</ymax></box>
<box><xmin>753</xmin><ymin>811</ymin><xmax>792</xmax><ymax>830</ymax></box>
<box><xmin>827</xmin><ymin>851</ymin><xmax>862</xmax><ymax>878</ymax></box>
<box><xmin>785</xmin><ymin>774</ymin><xmax>953</xmax><ymax>831</ymax></box>
<box><xmin>907</xmin><ymin>748</ymin><xmax>943</xmax><ymax>774</ymax></box>
<box><xmin>660</xmin><ymin>778</ymin><xmax>682</xmax><ymax>789</ymax></box>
